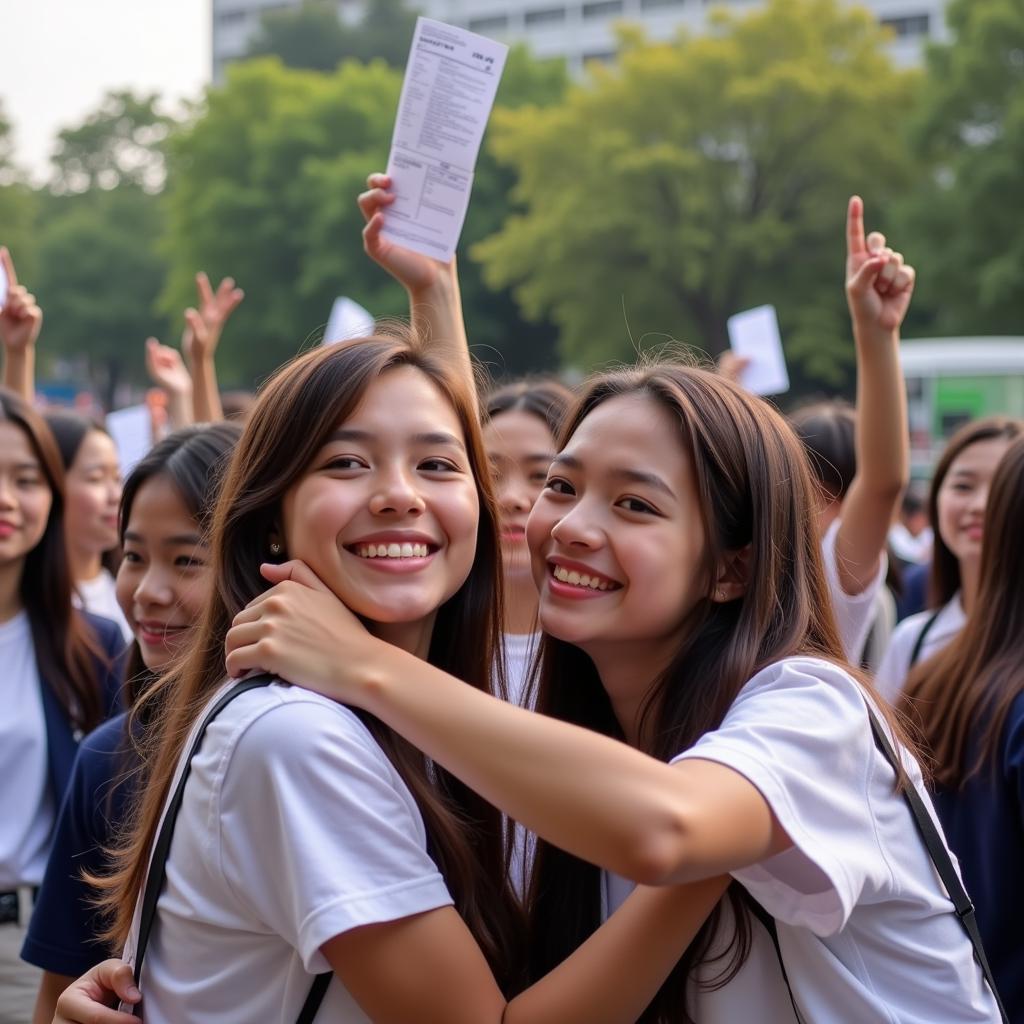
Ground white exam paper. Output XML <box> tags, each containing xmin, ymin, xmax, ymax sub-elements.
<box><xmin>727</xmin><ymin>304</ymin><xmax>790</xmax><ymax>396</ymax></box>
<box><xmin>0</xmin><ymin>262</ymin><xmax>8</xmax><ymax>309</ymax></box>
<box><xmin>106</xmin><ymin>404</ymin><xmax>153</xmax><ymax>476</ymax></box>
<box><xmin>323</xmin><ymin>296</ymin><xmax>375</xmax><ymax>345</ymax></box>
<box><xmin>383</xmin><ymin>17</ymin><xmax>508</xmax><ymax>262</ymax></box>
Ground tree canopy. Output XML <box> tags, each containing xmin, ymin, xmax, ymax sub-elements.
<box><xmin>475</xmin><ymin>0</ymin><xmax>921</xmax><ymax>387</ymax></box>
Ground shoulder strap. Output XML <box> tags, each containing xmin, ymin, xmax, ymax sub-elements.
<box><xmin>746</xmin><ymin>898</ymin><xmax>805</xmax><ymax>1023</ymax></box>
<box><xmin>866</xmin><ymin>706</ymin><xmax>1009</xmax><ymax>1023</ymax></box>
<box><xmin>908</xmin><ymin>609</ymin><xmax>942</xmax><ymax>668</ymax></box>
<box><xmin>132</xmin><ymin>676</ymin><xmax>332</xmax><ymax>1022</ymax></box>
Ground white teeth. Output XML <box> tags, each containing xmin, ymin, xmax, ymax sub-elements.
<box><xmin>553</xmin><ymin>565</ymin><xmax>612</xmax><ymax>590</ymax></box>
<box><xmin>356</xmin><ymin>542</ymin><xmax>431</xmax><ymax>559</ymax></box>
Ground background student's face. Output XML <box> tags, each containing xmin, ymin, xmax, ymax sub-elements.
<box><xmin>936</xmin><ymin>436</ymin><xmax>1013</xmax><ymax>570</ymax></box>
<box><xmin>281</xmin><ymin>366</ymin><xmax>479</xmax><ymax>631</ymax></box>
<box><xmin>65</xmin><ymin>429</ymin><xmax>122</xmax><ymax>557</ymax></box>
<box><xmin>116</xmin><ymin>474</ymin><xmax>210</xmax><ymax>671</ymax></box>
<box><xmin>0</xmin><ymin>421</ymin><xmax>53</xmax><ymax>572</ymax></box>
<box><xmin>527</xmin><ymin>393</ymin><xmax>708</xmax><ymax>657</ymax></box>
<box><xmin>482</xmin><ymin>409</ymin><xmax>556</xmax><ymax>582</ymax></box>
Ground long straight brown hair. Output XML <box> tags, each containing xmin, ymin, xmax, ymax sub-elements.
<box><xmin>0</xmin><ymin>388</ymin><xmax>107</xmax><ymax>731</ymax></box>
<box><xmin>97</xmin><ymin>336</ymin><xmax>523</xmax><ymax>991</ymax></box>
<box><xmin>925</xmin><ymin>417</ymin><xmax>1022</xmax><ymax>610</ymax></box>
<box><xmin>902</xmin><ymin>435</ymin><xmax>1024</xmax><ymax>788</ymax></box>
<box><xmin>525</xmin><ymin>363</ymin><xmax>909</xmax><ymax>1023</ymax></box>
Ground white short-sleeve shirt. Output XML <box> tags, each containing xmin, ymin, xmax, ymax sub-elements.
<box><xmin>821</xmin><ymin>518</ymin><xmax>888</xmax><ymax>663</ymax></box>
<box><xmin>875</xmin><ymin>595</ymin><xmax>966</xmax><ymax>704</ymax></box>
<box><xmin>603</xmin><ymin>657</ymin><xmax>1000</xmax><ymax>1022</ymax></box>
<box><xmin>125</xmin><ymin>682</ymin><xmax>453</xmax><ymax>1023</ymax></box>
<box><xmin>0</xmin><ymin>611</ymin><xmax>54</xmax><ymax>888</ymax></box>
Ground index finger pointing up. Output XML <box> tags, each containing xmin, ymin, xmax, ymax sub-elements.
<box><xmin>0</xmin><ymin>247</ymin><xmax>18</xmax><ymax>288</ymax></box>
<box><xmin>847</xmin><ymin>196</ymin><xmax>865</xmax><ymax>258</ymax></box>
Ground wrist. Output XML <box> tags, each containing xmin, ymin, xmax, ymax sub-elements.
<box><xmin>408</xmin><ymin>263</ymin><xmax>458</xmax><ymax>306</ymax></box>
<box><xmin>852</xmin><ymin>321</ymin><xmax>899</xmax><ymax>350</ymax></box>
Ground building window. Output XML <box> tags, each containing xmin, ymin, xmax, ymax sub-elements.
<box><xmin>880</xmin><ymin>13</ymin><xmax>931</xmax><ymax>38</ymax></box>
<box><xmin>469</xmin><ymin>14</ymin><xmax>510</xmax><ymax>33</ymax></box>
<box><xmin>640</xmin><ymin>0</ymin><xmax>684</xmax><ymax>8</ymax></box>
<box><xmin>583</xmin><ymin>50</ymin><xmax>617</xmax><ymax>63</ymax></box>
<box><xmin>525</xmin><ymin>6</ymin><xmax>567</xmax><ymax>26</ymax></box>
<box><xmin>217</xmin><ymin>8</ymin><xmax>248</xmax><ymax>24</ymax></box>
<box><xmin>583</xmin><ymin>0</ymin><xmax>623</xmax><ymax>18</ymax></box>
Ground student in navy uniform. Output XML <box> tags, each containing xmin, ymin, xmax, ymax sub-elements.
<box><xmin>0</xmin><ymin>388</ymin><xmax>123</xmax><ymax>1024</ymax></box>
<box><xmin>22</xmin><ymin>423</ymin><xmax>241</xmax><ymax>1022</ymax></box>
<box><xmin>900</xmin><ymin>434</ymin><xmax>1024</xmax><ymax>1022</ymax></box>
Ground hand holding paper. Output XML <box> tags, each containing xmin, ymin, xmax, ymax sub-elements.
<box><xmin>726</xmin><ymin>305</ymin><xmax>789</xmax><ymax>396</ymax></box>
<box><xmin>381</xmin><ymin>18</ymin><xmax>508</xmax><ymax>262</ymax></box>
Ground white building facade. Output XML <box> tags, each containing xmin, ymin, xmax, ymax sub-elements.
<box><xmin>213</xmin><ymin>0</ymin><xmax>949</xmax><ymax>79</ymax></box>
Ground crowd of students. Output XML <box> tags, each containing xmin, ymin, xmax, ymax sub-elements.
<box><xmin>0</xmin><ymin>178</ymin><xmax>1019</xmax><ymax>1024</ymax></box>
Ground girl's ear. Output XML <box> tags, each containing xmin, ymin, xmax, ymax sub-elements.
<box><xmin>711</xmin><ymin>544</ymin><xmax>752</xmax><ymax>603</ymax></box>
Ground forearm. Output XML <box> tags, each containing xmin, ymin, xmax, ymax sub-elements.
<box><xmin>2</xmin><ymin>346</ymin><xmax>34</xmax><ymax>402</ymax></box>
<box><xmin>190</xmin><ymin>353</ymin><xmax>223</xmax><ymax>422</ymax></box>
<box><xmin>408</xmin><ymin>259</ymin><xmax>476</xmax><ymax>409</ymax></box>
<box><xmin>165</xmin><ymin>386</ymin><xmax>195</xmax><ymax>428</ymax></box>
<box><xmin>505</xmin><ymin>876</ymin><xmax>727</xmax><ymax>1024</ymax></box>
<box><xmin>364</xmin><ymin>649</ymin><xmax>689</xmax><ymax>884</ymax></box>
<box><xmin>837</xmin><ymin>323</ymin><xmax>908</xmax><ymax>593</ymax></box>
<box><xmin>33</xmin><ymin>971</ymin><xmax>76</xmax><ymax>1024</ymax></box>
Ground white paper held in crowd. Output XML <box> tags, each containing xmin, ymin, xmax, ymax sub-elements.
<box><xmin>323</xmin><ymin>297</ymin><xmax>375</xmax><ymax>346</ymax></box>
<box><xmin>727</xmin><ymin>304</ymin><xmax>791</xmax><ymax>396</ymax></box>
<box><xmin>106</xmin><ymin>404</ymin><xmax>153</xmax><ymax>476</ymax></box>
<box><xmin>0</xmin><ymin>260</ymin><xmax>8</xmax><ymax>309</ymax></box>
<box><xmin>382</xmin><ymin>17</ymin><xmax>509</xmax><ymax>262</ymax></box>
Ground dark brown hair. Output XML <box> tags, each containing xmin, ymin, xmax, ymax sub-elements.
<box><xmin>97</xmin><ymin>335</ymin><xmax>522</xmax><ymax>990</ymax></box>
<box><xmin>0</xmin><ymin>388</ymin><xmax>107</xmax><ymax>731</ymax></box>
<box><xmin>789</xmin><ymin>400</ymin><xmax>857</xmax><ymax>501</ymax></box>
<box><xmin>902</xmin><ymin>435</ymin><xmax>1024</xmax><ymax>788</ymax></box>
<box><xmin>485</xmin><ymin>376</ymin><xmax>574</xmax><ymax>437</ymax></box>
<box><xmin>525</xmin><ymin>363</ymin><xmax>906</xmax><ymax>1023</ymax></box>
<box><xmin>925</xmin><ymin>417</ymin><xmax>1022</xmax><ymax>609</ymax></box>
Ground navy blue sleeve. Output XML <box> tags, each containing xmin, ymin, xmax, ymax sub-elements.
<box><xmin>21</xmin><ymin>714</ymin><xmax>136</xmax><ymax>976</ymax></box>
<box><xmin>1004</xmin><ymin>693</ymin><xmax>1024</xmax><ymax>829</ymax></box>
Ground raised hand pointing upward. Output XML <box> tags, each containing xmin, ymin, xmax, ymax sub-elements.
<box><xmin>0</xmin><ymin>247</ymin><xmax>43</xmax><ymax>401</ymax></box>
<box><xmin>845</xmin><ymin>195</ymin><xmax>916</xmax><ymax>337</ymax></box>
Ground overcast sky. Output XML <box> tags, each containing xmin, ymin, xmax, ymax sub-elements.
<box><xmin>2</xmin><ymin>0</ymin><xmax>210</xmax><ymax>180</ymax></box>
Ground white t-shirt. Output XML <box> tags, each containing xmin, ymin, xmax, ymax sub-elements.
<box><xmin>75</xmin><ymin>569</ymin><xmax>133</xmax><ymax>643</ymax></box>
<box><xmin>822</xmin><ymin>518</ymin><xmax>888</xmax><ymax>663</ymax></box>
<box><xmin>124</xmin><ymin>682</ymin><xmax>453</xmax><ymax>1023</ymax></box>
<box><xmin>875</xmin><ymin>595</ymin><xmax>966</xmax><ymax>704</ymax></box>
<box><xmin>502</xmin><ymin>631</ymin><xmax>539</xmax><ymax>709</ymax></box>
<box><xmin>603</xmin><ymin>657</ymin><xmax>1000</xmax><ymax>1023</ymax></box>
<box><xmin>0</xmin><ymin>611</ymin><xmax>54</xmax><ymax>888</ymax></box>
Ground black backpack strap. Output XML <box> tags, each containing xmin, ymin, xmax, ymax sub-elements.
<box><xmin>132</xmin><ymin>676</ymin><xmax>332</xmax><ymax>1022</ymax></box>
<box><xmin>296</xmin><ymin>971</ymin><xmax>332</xmax><ymax>1024</ymax></box>
<box><xmin>747</xmin><ymin>898</ymin><xmax>805</xmax><ymax>1023</ymax></box>
<box><xmin>908</xmin><ymin>609</ymin><xmax>942</xmax><ymax>668</ymax></box>
<box><xmin>866</xmin><ymin>705</ymin><xmax>1009</xmax><ymax>1023</ymax></box>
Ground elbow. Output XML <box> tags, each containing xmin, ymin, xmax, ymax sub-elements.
<box><xmin>619</xmin><ymin>803</ymin><xmax>693</xmax><ymax>887</ymax></box>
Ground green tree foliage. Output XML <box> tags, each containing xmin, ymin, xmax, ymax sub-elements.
<box><xmin>49</xmin><ymin>91</ymin><xmax>172</xmax><ymax>193</ymax></box>
<box><xmin>34</xmin><ymin>186</ymin><xmax>168</xmax><ymax>404</ymax></box>
<box><xmin>246</xmin><ymin>0</ymin><xmax>418</xmax><ymax>71</ymax></box>
<box><xmin>160</xmin><ymin>50</ymin><xmax>568</xmax><ymax>385</ymax></box>
<box><xmin>0</xmin><ymin>105</ymin><xmax>38</xmax><ymax>282</ymax></box>
<box><xmin>474</xmin><ymin>0</ymin><xmax>920</xmax><ymax>386</ymax></box>
<box><xmin>896</xmin><ymin>0</ymin><xmax>1024</xmax><ymax>337</ymax></box>
<box><xmin>160</xmin><ymin>58</ymin><xmax>400</xmax><ymax>384</ymax></box>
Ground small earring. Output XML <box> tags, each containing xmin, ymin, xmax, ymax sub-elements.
<box><xmin>270</xmin><ymin>541</ymin><xmax>282</xmax><ymax>555</ymax></box>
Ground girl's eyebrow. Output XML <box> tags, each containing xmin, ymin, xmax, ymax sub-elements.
<box><xmin>550</xmin><ymin>453</ymin><xmax>676</xmax><ymax>498</ymax></box>
<box><xmin>325</xmin><ymin>428</ymin><xmax>467</xmax><ymax>454</ymax></box>
<box><xmin>123</xmin><ymin>531</ymin><xmax>205</xmax><ymax>546</ymax></box>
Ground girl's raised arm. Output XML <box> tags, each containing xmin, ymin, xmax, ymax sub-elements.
<box><xmin>833</xmin><ymin>196</ymin><xmax>914</xmax><ymax>597</ymax></box>
<box><xmin>358</xmin><ymin>173</ymin><xmax>476</xmax><ymax>413</ymax></box>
